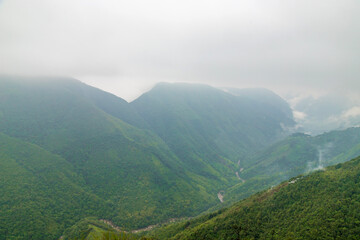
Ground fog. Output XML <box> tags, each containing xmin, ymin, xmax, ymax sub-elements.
<box><xmin>0</xmin><ymin>0</ymin><xmax>360</xmax><ymax>132</ymax></box>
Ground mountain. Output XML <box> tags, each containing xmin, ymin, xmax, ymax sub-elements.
<box><xmin>224</xmin><ymin>127</ymin><xmax>360</xmax><ymax>204</ymax></box>
<box><xmin>0</xmin><ymin>76</ymin><xmax>296</xmax><ymax>239</ymax></box>
<box><xmin>224</xmin><ymin>87</ymin><xmax>294</xmax><ymax>121</ymax></box>
<box><xmin>0</xmin><ymin>76</ymin><xmax>217</xmax><ymax>233</ymax></box>
<box><xmin>0</xmin><ymin>132</ymin><xmax>112</xmax><ymax>240</ymax></box>
<box><xmin>148</xmin><ymin>155</ymin><xmax>360</xmax><ymax>239</ymax></box>
<box><xmin>131</xmin><ymin>83</ymin><xmax>295</xmax><ymax>181</ymax></box>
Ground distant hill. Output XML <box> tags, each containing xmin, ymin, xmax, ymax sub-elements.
<box><xmin>131</xmin><ymin>83</ymin><xmax>295</xmax><ymax>179</ymax></box>
<box><xmin>224</xmin><ymin>127</ymin><xmax>360</xmax><ymax>204</ymax></box>
<box><xmin>224</xmin><ymin>87</ymin><xmax>294</xmax><ymax>121</ymax></box>
<box><xmin>0</xmin><ymin>76</ymin><xmax>296</xmax><ymax>239</ymax></box>
<box><xmin>0</xmin><ymin>76</ymin><xmax>222</xmax><ymax>232</ymax></box>
<box><xmin>149</xmin><ymin>155</ymin><xmax>360</xmax><ymax>239</ymax></box>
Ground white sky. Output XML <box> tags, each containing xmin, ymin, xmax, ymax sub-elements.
<box><xmin>0</xmin><ymin>0</ymin><xmax>359</xmax><ymax>101</ymax></box>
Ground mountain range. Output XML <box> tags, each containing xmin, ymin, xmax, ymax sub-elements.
<box><xmin>0</xmin><ymin>75</ymin><xmax>359</xmax><ymax>239</ymax></box>
<box><xmin>0</xmin><ymin>75</ymin><xmax>295</xmax><ymax>239</ymax></box>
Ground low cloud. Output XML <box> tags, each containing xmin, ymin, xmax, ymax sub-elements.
<box><xmin>342</xmin><ymin>106</ymin><xmax>360</xmax><ymax>119</ymax></box>
<box><xmin>0</xmin><ymin>0</ymin><xmax>359</xmax><ymax>100</ymax></box>
<box><xmin>293</xmin><ymin>111</ymin><xmax>307</xmax><ymax>121</ymax></box>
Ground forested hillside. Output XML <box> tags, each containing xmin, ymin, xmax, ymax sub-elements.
<box><xmin>224</xmin><ymin>87</ymin><xmax>294</xmax><ymax>121</ymax></box>
<box><xmin>223</xmin><ymin>127</ymin><xmax>360</xmax><ymax>204</ymax></box>
<box><xmin>0</xmin><ymin>76</ymin><xmax>295</xmax><ymax>239</ymax></box>
<box><xmin>131</xmin><ymin>83</ymin><xmax>295</xmax><ymax>183</ymax></box>
<box><xmin>0</xmin><ymin>133</ymin><xmax>113</xmax><ymax>239</ymax></box>
<box><xmin>2</xmin><ymin>76</ymin><xmax>359</xmax><ymax>239</ymax></box>
<box><xmin>0</xmin><ymin>76</ymin><xmax>227</xmax><ymax>233</ymax></box>
<box><xmin>149</xmin><ymin>156</ymin><xmax>360</xmax><ymax>240</ymax></box>
<box><xmin>132</xmin><ymin>83</ymin><xmax>295</xmax><ymax>160</ymax></box>
<box><xmin>1</xmin><ymin>0</ymin><xmax>358</xmax><ymax>239</ymax></box>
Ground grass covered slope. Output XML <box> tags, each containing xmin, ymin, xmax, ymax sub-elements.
<box><xmin>151</xmin><ymin>156</ymin><xmax>360</xmax><ymax>240</ymax></box>
<box><xmin>0</xmin><ymin>133</ymin><xmax>113</xmax><ymax>240</ymax></box>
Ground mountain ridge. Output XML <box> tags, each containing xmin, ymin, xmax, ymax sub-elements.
<box><xmin>0</xmin><ymin>75</ymin><xmax>297</xmax><ymax>239</ymax></box>
<box><xmin>147</xmin><ymin>155</ymin><xmax>360</xmax><ymax>240</ymax></box>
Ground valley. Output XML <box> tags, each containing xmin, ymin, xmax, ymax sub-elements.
<box><xmin>147</xmin><ymin>155</ymin><xmax>360</xmax><ymax>239</ymax></box>
<box><xmin>0</xmin><ymin>76</ymin><xmax>359</xmax><ymax>239</ymax></box>
<box><xmin>1</xmin><ymin>1</ymin><xmax>359</xmax><ymax>239</ymax></box>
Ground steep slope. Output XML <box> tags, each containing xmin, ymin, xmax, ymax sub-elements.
<box><xmin>61</xmin><ymin>218</ymin><xmax>126</xmax><ymax>240</ymax></box>
<box><xmin>150</xmin><ymin>156</ymin><xmax>360</xmax><ymax>240</ymax></box>
<box><xmin>225</xmin><ymin>127</ymin><xmax>360</xmax><ymax>203</ymax></box>
<box><xmin>0</xmin><ymin>76</ymin><xmax>297</xmax><ymax>238</ymax></box>
<box><xmin>131</xmin><ymin>83</ymin><xmax>295</xmax><ymax>182</ymax></box>
<box><xmin>0</xmin><ymin>76</ymin><xmax>218</xmax><ymax>231</ymax></box>
<box><xmin>224</xmin><ymin>87</ymin><xmax>294</xmax><ymax>121</ymax></box>
<box><xmin>0</xmin><ymin>133</ymin><xmax>112</xmax><ymax>240</ymax></box>
<box><xmin>54</xmin><ymin>77</ymin><xmax>148</xmax><ymax>128</ymax></box>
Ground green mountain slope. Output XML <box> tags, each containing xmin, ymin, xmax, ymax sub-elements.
<box><xmin>0</xmin><ymin>76</ymin><xmax>297</xmax><ymax>239</ymax></box>
<box><xmin>55</xmin><ymin>77</ymin><xmax>148</xmax><ymax>128</ymax></box>
<box><xmin>0</xmin><ymin>133</ymin><xmax>112</xmax><ymax>240</ymax></box>
<box><xmin>131</xmin><ymin>83</ymin><xmax>294</xmax><ymax>181</ymax></box>
<box><xmin>62</xmin><ymin>217</ymin><xmax>127</xmax><ymax>240</ymax></box>
<box><xmin>150</xmin><ymin>156</ymin><xmax>360</xmax><ymax>240</ymax></box>
<box><xmin>0</xmin><ymin>76</ymin><xmax>218</xmax><ymax>231</ymax></box>
<box><xmin>224</xmin><ymin>87</ymin><xmax>294</xmax><ymax>121</ymax></box>
<box><xmin>225</xmin><ymin>127</ymin><xmax>360</xmax><ymax>204</ymax></box>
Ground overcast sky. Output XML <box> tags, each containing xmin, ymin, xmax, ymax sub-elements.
<box><xmin>0</xmin><ymin>0</ymin><xmax>359</xmax><ymax>101</ymax></box>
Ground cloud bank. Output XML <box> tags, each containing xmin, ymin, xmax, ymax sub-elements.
<box><xmin>0</xmin><ymin>0</ymin><xmax>359</xmax><ymax>100</ymax></box>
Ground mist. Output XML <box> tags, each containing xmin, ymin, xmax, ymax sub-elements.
<box><xmin>1</xmin><ymin>0</ymin><xmax>360</xmax><ymax>133</ymax></box>
<box><xmin>0</xmin><ymin>1</ymin><xmax>359</xmax><ymax>97</ymax></box>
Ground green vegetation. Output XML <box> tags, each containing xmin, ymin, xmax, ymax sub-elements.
<box><xmin>131</xmin><ymin>83</ymin><xmax>294</xmax><ymax>183</ymax></box>
<box><xmin>0</xmin><ymin>77</ymin><xmax>219</xmax><ymax>233</ymax></box>
<box><xmin>0</xmin><ymin>133</ymin><xmax>113</xmax><ymax>240</ymax></box>
<box><xmin>132</xmin><ymin>83</ymin><xmax>295</xmax><ymax>157</ymax></box>
<box><xmin>0</xmin><ymin>76</ymin><xmax>295</xmax><ymax>239</ymax></box>
<box><xmin>62</xmin><ymin>217</ymin><xmax>157</xmax><ymax>240</ymax></box>
<box><xmin>62</xmin><ymin>218</ymin><xmax>126</xmax><ymax>240</ymax></box>
<box><xmin>224</xmin><ymin>128</ymin><xmax>360</xmax><ymax>204</ymax></box>
<box><xmin>148</xmin><ymin>156</ymin><xmax>360</xmax><ymax>239</ymax></box>
<box><xmin>62</xmin><ymin>218</ymin><xmax>119</xmax><ymax>240</ymax></box>
<box><xmin>3</xmin><ymin>76</ymin><xmax>359</xmax><ymax>239</ymax></box>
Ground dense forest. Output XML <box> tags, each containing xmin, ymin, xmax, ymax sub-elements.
<box><xmin>147</xmin><ymin>156</ymin><xmax>360</xmax><ymax>239</ymax></box>
<box><xmin>0</xmin><ymin>76</ymin><xmax>295</xmax><ymax>239</ymax></box>
<box><xmin>223</xmin><ymin>127</ymin><xmax>360</xmax><ymax>205</ymax></box>
<box><xmin>1</xmin><ymin>76</ymin><xmax>360</xmax><ymax>239</ymax></box>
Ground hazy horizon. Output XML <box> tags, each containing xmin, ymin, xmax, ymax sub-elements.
<box><xmin>1</xmin><ymin>2</ymin><xmax>360</xmax><ymax>237</ymax></box>
<box><xmin>0</xmin><ymin>0</ymin><xmax>359</xmax><ymax>101</ymax></box>
<box><xmin>1</xmin><ymin>0</ymin><xmax>360</xmax><ymax>133</ymax></box>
